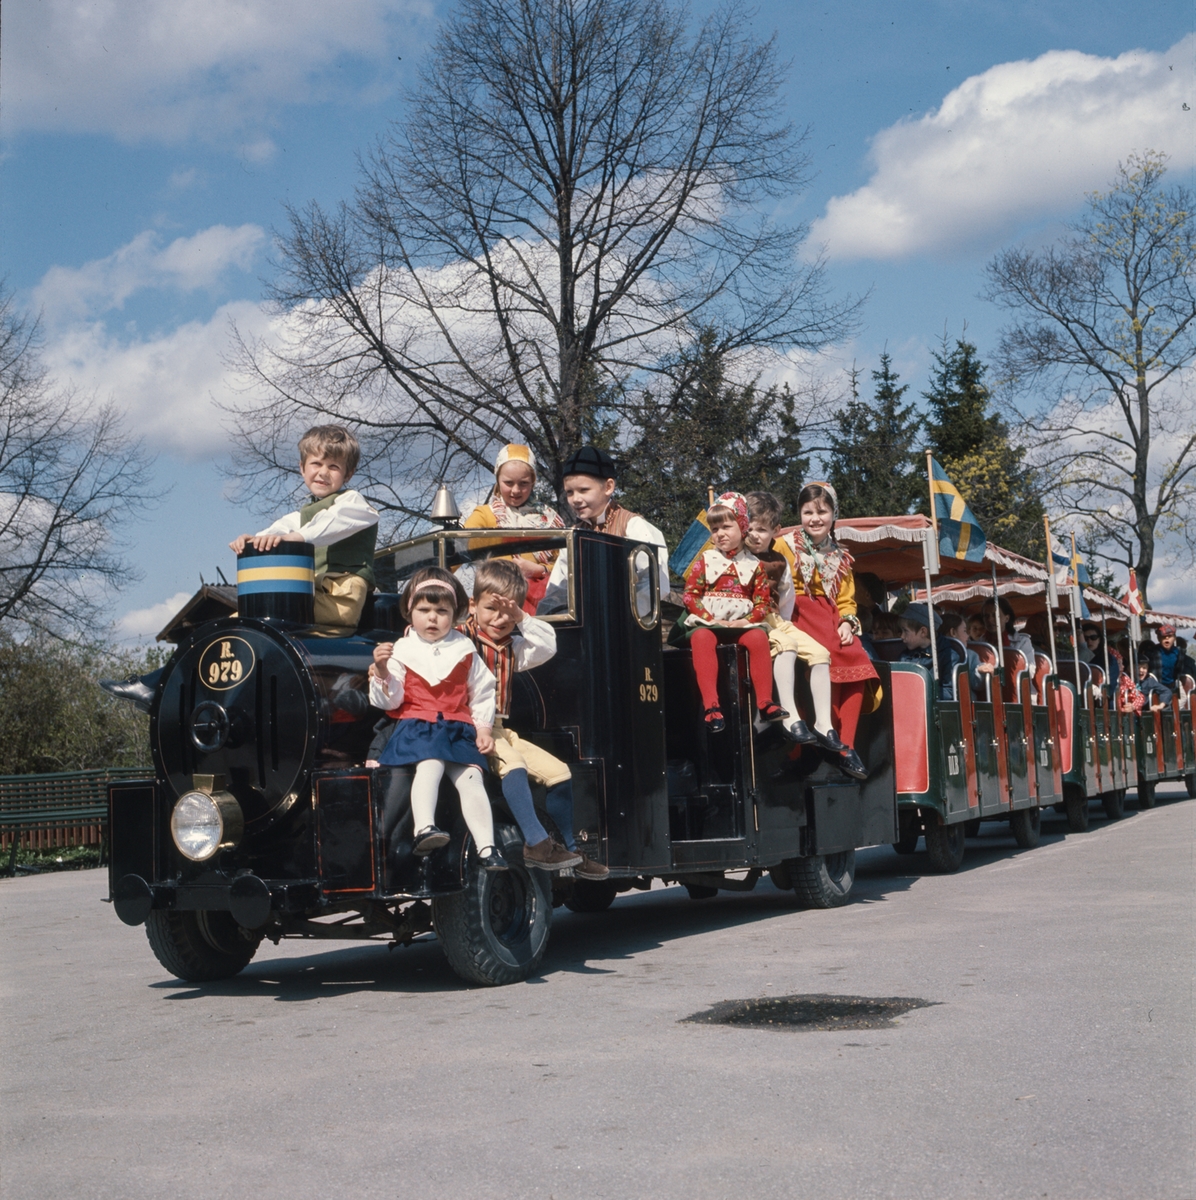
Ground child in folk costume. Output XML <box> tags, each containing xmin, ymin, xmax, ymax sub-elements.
<box><xmin>744</xmin><ymin>491</ymin><xmax>834</xmax><ymax>745</ymax></box>
<box><xmin>463</xmin><ymin>444</ymin><xmax>565</xmax><ymax>614</ymax></box>
<box><xmin>785</xmin><ymin>482</ymin><xmax>877</xmax><ymax>779</ymax></box>
<box><xmin>368</xmin><ymin>567</ymin><xmax>507</xmax><ymax>871</ymax></box>
<box><xmin>674</xmin><ymin>492</ymin><xmax>787</xmax><ymax>732</ymax></box>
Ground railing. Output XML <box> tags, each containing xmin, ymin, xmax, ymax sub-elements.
<box><xmin>0</xmin><ymin>767</ymin><xmax>151</xmax><ymax>854</ymax></box>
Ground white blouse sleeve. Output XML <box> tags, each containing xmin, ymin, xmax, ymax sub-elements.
<box><xmin>512</xmin><ymin>615</ymin><xmax>557</xmax><ymax>670</ymax></box>
<box><xmin>467</xmin><ymin>654</ymin><xmax>496</xmax><ymax>728</ymax></box>
<box><xmin>293</xmin><ymin>490</ymin><xmax>380</xmax><ymax>547</ymax></box>
<box><xmin>624</xmin><ymin>514</ymin><xmax>671</xmax><ymax>596</ymax></box>
<box><xmin>369</xmin><ymin>658</ymin><xmax>406</xmax><ymax>710</ymax></box>
<box><xmin>254</xmin><ymin>509</ymin><xmax>302</xmax><ymax>538</ymax></box>
<box><xmin>779</xmin><ymin>566</ymin><xmax>795</xmax><ymax>622</ymax></box>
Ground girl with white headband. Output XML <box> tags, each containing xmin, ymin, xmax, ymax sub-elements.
<box><xmin>463</xmin><ymin>443</ymin><xmax>565</xmax><ymax>613</ymax></box>
<box><xmin>369</xmin><ymin>566</ymin><xmax>505</xmax><ymax>869</ymax></box>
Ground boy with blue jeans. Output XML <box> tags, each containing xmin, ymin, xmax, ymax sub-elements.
<box><xmin>463</xmin><ymin>560</ymin><xmax>609</xmax><ymax>879</ymax></box>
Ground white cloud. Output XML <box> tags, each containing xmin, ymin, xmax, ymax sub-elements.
<box><xmin>34</xmin><ymin>225</ymin><xmax>265</xmax><ymax>325</ymax></box>
<box><xmin>811</xmin><ymin>35</ymin><xmax>1195</xmax><ymax>261</ymax></box>
<box><xmin>2</xmin><ymin>0</ymin><xmax>431</xmax><ymax>143</ymax></box>
<box><xmin>115</xmin><ymin>591</ymin><xmax>193</xmax><ymax>641</ymax></box>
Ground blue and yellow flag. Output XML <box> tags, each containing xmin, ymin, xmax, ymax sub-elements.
<box><xmin>668</xmin><ymin>511</ymin><xmax>712</xmax><ymax>580</ymax></box>
<box><xmin>929</xmin><ymin>458</ymin><xmax>987</xmax><ymax>562</ymax></box>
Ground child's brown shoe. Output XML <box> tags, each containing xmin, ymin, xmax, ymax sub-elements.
<box><xmin>574</xmin><ymin>853</ymin><xmax>610</xmax><ymax>881</ymax></box>
<box><xmin>523</xmin><ymin>837</ymin><xmax>582</xmax><ymax>871</ymax></box>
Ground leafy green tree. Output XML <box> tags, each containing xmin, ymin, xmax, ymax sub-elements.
<box><xmin>618</xmin><ymin>330</ymin><xmax>810</xmax><ymax>551</ymax></box>
<box><xmin>921</xmin><ymin>337</ymin><xmax>1045</xmax><ymax>559</ymax></box>
<box><xmin>0</xmin><ymin>636</ymin><xmax>161</xmax><ymax>774</ymax></box>
<box><xmin>825</xmin><ymin>353</ymin><xmax>922</xmax><ymax>518</ymax></box>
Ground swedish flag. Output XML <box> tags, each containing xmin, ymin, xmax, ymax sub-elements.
<box><xmin>929</xmin><ymin>458</ymin><xmax>987</xmax><ymax>562</ymax></box>
<box><xmin>1051</xmin><ymin>550</ymin><xmax>1091</xmax><ymax>586</ymax></box>
<box><xmin>668</xmin><ymin>511</ymin><xmax>712</xmax><ymax>579</ymax></box>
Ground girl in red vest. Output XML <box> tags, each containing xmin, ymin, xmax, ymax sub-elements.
<box><xmin>369</xmin><ymin>567</ymin><xmax>506</xmax><ymax>869</ymax></box>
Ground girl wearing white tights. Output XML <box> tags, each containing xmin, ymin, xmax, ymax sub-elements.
<box><xmin>369</xmin><ymin>567</ymin><xmax>506</xmax><ymax>871</ymax></box>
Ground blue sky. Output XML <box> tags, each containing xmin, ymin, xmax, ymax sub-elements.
<box><xmin>2</xmin><ymin>0</ymin><xmax>1192</xmax><ymax>636</ymax></box>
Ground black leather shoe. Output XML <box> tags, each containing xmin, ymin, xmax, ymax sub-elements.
<box><xmin>757</xmin><ymin>701</ymin><xmax>788</xmax><ymax>724</ymax></box>
<box><xmin>477</xmin><ymin>845</ymin><xmax>509</xmax><ymax>872</ymax></box>
<box><xmin>783</xmin><ymin>719</ymin><xmax>819</xmax><ymax>745</ymax></box>
<box><xmin>100</xmin><ymin>667</ymin><xmax>165</xmax><ymax>714</ymax></box>
<box><xmin>814</xmin><ymin>727</ymin><xmax>849</xmax><ymax>754</ymax></box>
<box><xmin>838</xmin><ymin>748</ymin><xmax>868</xmax><ymax>780</ymax></box>
<box><xmin>413</xmin><ymin>826</ymin><xmax>450</xmax><ymax>855</ymax></box>
<box><xmin>703</xmin><ymin>706</ymin><xmax>726</xmax><ymax>733</ymax></box>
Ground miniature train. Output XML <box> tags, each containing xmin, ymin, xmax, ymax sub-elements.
<box><xmin>105</xmin><ymin>524</ymin><xmax>1192</xmax><ymax>987</ymax></box>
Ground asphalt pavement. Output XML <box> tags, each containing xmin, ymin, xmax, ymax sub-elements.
<box><xmin>2</xmin><ymin>788</ymin><xmax>1193</xmax><ymax>1200</ymax></box>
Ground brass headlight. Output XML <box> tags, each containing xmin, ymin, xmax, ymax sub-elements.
<box><xmin>170</xmin><ymin>774</ymin><xmax>243</xmax><ymax>861</ymax></box>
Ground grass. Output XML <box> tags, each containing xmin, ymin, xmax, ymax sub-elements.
<box><xmin>3</xmin><ymin>844</ymin><xmax>104</xmax><ymax>874</ymax></box>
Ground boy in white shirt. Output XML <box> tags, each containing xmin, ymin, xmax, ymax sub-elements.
<box><xmin>230</xmin><ymin>424</ymin><xmax>379</xmax><ymax>635</ymax></box>
<box><xmin>539</xmin><ymin>445</ymin><xmax>670</xmax><ymax>613</ymax></box>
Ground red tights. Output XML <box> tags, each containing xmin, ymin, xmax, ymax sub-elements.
<box><xmin>833</xmin><ymin>681</ymin><xmax>866</xmax><ymax>748</ymax></box>
<box><xmin>690</xmin><ymin>627</ymin><xmax>774</xmax><ymax>713</ymax></box>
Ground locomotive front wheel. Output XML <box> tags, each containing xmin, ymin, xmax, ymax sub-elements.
<box><xmin>1010</xmin><ymin>806</ymin><xmax>1042</xmax><ymax>849</ymax></box>
<box><xmin>145</xmin><ymin>910</ymin><xmax>262</xmax><ymax>982</ymax></box>
<box><xmin>791</xmin><ymin>851</ymin><xmax>855</xmax><ymax>908</ymax></box>
<box><xmin>433</xmin><ymin>824</ymin><xmax>552</xmax><ymax>986</ymax></box>
<box><xmin>924</xmin><ymin>823</ymin><xmax>966</xmax><ymax>873</ymax></box>
<box><xmin>1185</xmin><ymin>773</ymin><xmax>1196</xmax><ymax>799</ymax></box>
<box><xmin>1064</xmin><ymin>786</ymin><xmax>1091</xmax><ymax>832</ymax></box>
<box><xmin>1137</xmin><ymin>780</ymin><xmax>1157</xmax><ymax>809</ymax></box>
<box><xmin>1101</xmin><ymin>789</ymin><xmax>1127</xmax><ymax>822</ymax></box>
<box><xmin>564</xmin><ymin>878</ymin><xmax>619</xmax><ymax>912</ymax></box>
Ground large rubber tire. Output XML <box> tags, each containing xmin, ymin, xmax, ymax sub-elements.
<box><xmin>1137</xmin><ymin>780</ymin><xmax>1157</xmax><ymax>810</ymax></box>
<box><xmin>891</xmin><ymin>832</ymin><xmax>919</xmax><ymax>856</ymax></box>
<box><xmin>433</xmin><ymin>825</ymin><xmax>553</xmax><ymax>986</ymax></box>
<box><xmin>924</xmin><ymin>823</ymin><xmax>966</xmax><ymax>873</ymax></box>
<box><xmin>565</xmin><ymin>878</ymin><xmax>619</xmax><ymax>912</ymax></box>
<box><xmin>791</xmin><ymin>851</ymin><xmax>855</xmax><ymax>908</ymax></box>
<box><xmin>1010</xmin><ymin>806</ymin><xmax>1042</xmax><ymax>849</ymax></box>
<box><xmin>1185</xmin><ymin>773</ymin><xmax>1196</xmax><ymax>799</ymax></box>
<box><xmin>145</xmin><ymin>909</ymin><xmax>261</xmax><ymax>982</ymax></box>
<box><xmin>1064</xmin><ymin>787</ymin><xmax>1091</xmax><ymax>832</ymax></box>
<box><xmin>684</xmin><ymin>884</ymin><xmax>720</xmax><ymax>900</ymax></box>
<box><xmin>1101</xmin><ymin>788</ymin><xmax>1126</xmax><ymax>822</ymax></box>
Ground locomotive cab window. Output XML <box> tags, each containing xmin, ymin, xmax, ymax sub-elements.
<box><xmin>629</xmin><ymin>546</ymin><xmax>659</xmax><ymax>630</ymax></box>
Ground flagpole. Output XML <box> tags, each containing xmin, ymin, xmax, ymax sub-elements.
<box><xmin>1043</xmin><ymin>514</ymin><xmax>1058</xmax><ymax>673</ymax></box>
<box><xmin>1100</xmin><ymin>606</ymin><xmax>1111</xmax><ymax>706</ymax></box>
<box><xmin>1068</xmin><ymin>531</ymin><xmax>1082</xmax><ymax>673</ymax></box>
<box><xmin>924</xmin><ymin>452</ymin><xmax>940</xmax><ymax>690</ymax></box>
<box><xmin>991</xmin><ymin>561</ymin><xmax>1004</xmax><ymax>672</ymax></box>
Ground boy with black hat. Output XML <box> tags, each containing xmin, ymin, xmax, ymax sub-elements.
<box><xmin>899</xmin><ymin>602</ymin><xmax>970</xmax><ymax>701</ymax></box>
<box><xmin>539</xmin><ymin>445</ymin><xmax>670</xmax><ymax>612</ymax></box>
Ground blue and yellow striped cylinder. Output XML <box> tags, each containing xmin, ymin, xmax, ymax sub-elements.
<box><xmin>236</xmin><ymin>542</ymin><xmax>315</xmax><ymax>624</ymax></box>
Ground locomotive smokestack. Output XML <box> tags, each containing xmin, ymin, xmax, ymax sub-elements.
<box><xmin>430</xmin><ymin>483</ymin><xmax>461</xmax><ymax>528</ymax></box>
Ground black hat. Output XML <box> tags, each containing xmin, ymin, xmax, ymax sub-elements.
<box><xmin>902</xmin><ymin>602</ymin><xmax>942</xmax><ymax>631</ymax></box>
<box><xmin>562</xmin><ymin>445</ymin><xmax>617</xmax><ymax>482</ymax></box>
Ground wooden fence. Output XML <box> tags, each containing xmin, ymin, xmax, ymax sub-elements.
<box><xmin>0</xmin><ymin>767</ymin><xmax>151</xmax><ymax>852</ymax></box>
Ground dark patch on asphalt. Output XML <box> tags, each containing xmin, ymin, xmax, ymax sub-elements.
<box><xmin>681</xmin><ymin>993</ymin><xmax>938</xmax><ymax>1031</ymax></box>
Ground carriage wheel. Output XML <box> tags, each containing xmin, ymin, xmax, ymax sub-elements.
<box><xmin>145</xmin><ymin>910</ymin><xmax>261</xmax><ymax>982</ymax></box>
<box><xmin>565</xmin><ymin>878</ymin><xmax>619</xmax><ymax>912</ymax></box>
<box><xmin>791</xmin><ymin>851</ymin><xmax>855</xmax><ymax>908</ymax></box>
<box><xmin>924</xmin><ymin>823</ymin><xmax>966</xmax><ymax>873</ymax></box>
<box><xmin>1064</xmin><ymin>786</ymin><xmax>1091</xmax><ymax>832</ymax></box>
<box><xmin>1010</xmin><ymin>806</ymin><xmax>1041</xmax><ymax>849</ymax></box>
<box><xmin>1101</xmin><ymin>789</ymin><xmax>1126</xmax><ymax>821</ymax></box>
<box><xmin>1137</xmin><ymin>780</ymin><xmax>1157</xmax><ymax>809</ymax></box>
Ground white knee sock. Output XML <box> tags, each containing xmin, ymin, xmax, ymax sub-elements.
<box><xmin>411</xmin><ymin>759</ymin><xmax>445</xmax><ymax>830</ymax></box>
<box><xmin>447</xmin><ymin>763</ymin><xmax>495</xmax><ymax>852</ymax></box>
<box><xmin>810</xmin><ymin>662</ymin><xmax>833</xmax><ymax>734</ymax></box>
<box><xmin>774</xmin><ymin>652</ymin><xmax>800</xmax><ymax>727</ymax></box>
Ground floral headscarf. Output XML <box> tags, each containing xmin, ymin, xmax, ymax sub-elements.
<box><xmin>708</xmin><ymin>491</ymin><xmax>750</xmax><ymax>536</ymax></box>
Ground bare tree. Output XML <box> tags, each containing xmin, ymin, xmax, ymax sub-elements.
<box><xmin>986</xmin><ymin>151</ymin><xmax>1196</xmax><ymax>607</ymax></box>
<box><xmin>228</xmin><ymin>0</ymin><xmax>857</xmax><ymax>527</ymax></box>
<box><xmin>0</xmin><ymin>290</ymin><xmax>156</xmax><ymax>635</ymax></box>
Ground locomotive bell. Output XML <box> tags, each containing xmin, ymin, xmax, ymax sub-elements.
<box><xmin>430</xmin><ymin>483</ymin><xmax>461</xmax><ymax>528</ymax></box>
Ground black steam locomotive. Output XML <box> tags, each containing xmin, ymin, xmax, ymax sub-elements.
<box><xmin>107</xmin><ymin>527</ymin><xmax>896</xmax><ymax>986</ymax></box>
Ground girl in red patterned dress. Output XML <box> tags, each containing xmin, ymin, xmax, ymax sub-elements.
<box><xmin>784</xmin><ymin>482</ymin><xmax>878</xmax><ymax>779</ymax></box>
<box><xmin>674</xmin><ymin>492</ymin><xmax>786</xmax><ymax>732</ymax></box>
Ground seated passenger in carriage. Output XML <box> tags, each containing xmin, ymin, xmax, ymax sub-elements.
<box><xmin>938</xmin><ymin>610</ymin><xmax>991</xmax><ymax>699</ymax></box>
<box><xmin>980</xmin><ymin>596</ymin><xmax>1035</xmax><ymax>666</ymax></box>
<box><xmin>742</xmin><ymin>490</ymin><xmax>834</xmax><ymax>745</ymax></box>
<box><xmin>538</xmin><ymin>445</ymin><xmax>669</xmax><ymax>614</ymax></box>
<box><xmin>898</xmin><ymin>603</ymin><xmax>972</xmax><ymax>701</ymax></box>
<box><xmin>672</xmin><ymin>492</ymin><xmax>786</xmax><ymax>733</ymax></box>
<box><xmin>784</xmin><ymin>481</ymin><xmax>878</xmax><ymax>780</ymax></box>
<box><xmin>1080</xmin><ymin>621</ymin><xmax>1121</xmax><ymax>693</ymax></box>
<box><xmin>462</xmin><ymin>443</ymin><xmax>565</xmax><ymax>614</ymax></box>
<box><xmin>229</xmin><ymin>424</ymin><xmax>379</xmax><ymax>636</ymax></box>
<box><xmin>1144</xmin><ymin>624</ymin><xmax>1196</xmax><ymax>693</ymax></box>
<box><xmin>1134</xmin><ymin>659</ymin><xmax>1172</xmax><ymax>711</ymax></box>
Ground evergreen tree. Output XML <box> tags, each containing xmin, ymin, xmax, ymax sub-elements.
<box><xmin>618</xmin><ymin>330</ymin><xmax>809</xmax><ymax>551</ymax></box>
<box><xmin>825</xmin><ymin>353</ymin><xmax>922</xmax><ymax>518</ymax></box>
<box><xmin>920</xmin><ymin>337</ymin><xmax>1045</xmax><ymax>559</ymax></box>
